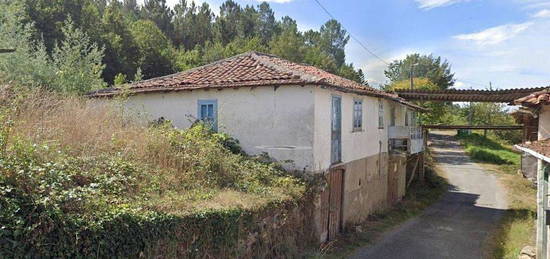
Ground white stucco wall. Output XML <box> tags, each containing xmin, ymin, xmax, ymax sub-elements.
<box><xmin>123</xmin><ymin>85</ymin><xmax>316</xmax><ymax>171</ymax></box>
<box><xmin>312</xmin><ymin>88</ymin><xmax>403</xmax><ymax>171</ymax></box>
<box><xmin>539</xmin><ymin>105</ymin><xmax>550</xmax><ymax>140</ymax></box>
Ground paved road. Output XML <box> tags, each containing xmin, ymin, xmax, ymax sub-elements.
<box><xmin>349</xmin><ymin>132</ymin><xmax>508</xmax><ymax>259</ymax></box>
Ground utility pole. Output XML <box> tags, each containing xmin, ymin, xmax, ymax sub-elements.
<box><xmin>410</xmin><ymin>60</ymin><xmax>418</xmax><ymax>90</ymax></box>
<box><xmin>410</xmin><ymin>65</ymin><xmax>414</xmax><ymax>90</ymax></box>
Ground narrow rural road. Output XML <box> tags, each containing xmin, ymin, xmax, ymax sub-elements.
<box><xmin>349</xmin><ymin>131</ymin><xmax>508</xmax><ymax>259</ymax></box>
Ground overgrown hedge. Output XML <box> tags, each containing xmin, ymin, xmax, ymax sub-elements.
<box><xmin>0</xmin><ymin>103</ymin><xmax>316</xmax><ymax>257</ymax></box>
<box><xmin>1</xmin><ymin>188</ymin><xmax>316</xmax><ymax>257</ymax></box>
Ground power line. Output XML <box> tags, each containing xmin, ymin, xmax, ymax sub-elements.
<box><xmin>312</xmin><ymin>0</ymin><xmax>390</xmax><ymax>66</ymax></box>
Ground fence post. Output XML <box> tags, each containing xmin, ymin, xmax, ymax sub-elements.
<box><xmin>537</xmin><ymin>159</ymin><xmax>548</xmax><ymax>259</ymax></box>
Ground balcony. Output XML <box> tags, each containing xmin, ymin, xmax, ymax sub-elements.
<box><xmin>388</xmin><ymin>126</ymin><xmax>424</xmax><ymax>154</ymax></box>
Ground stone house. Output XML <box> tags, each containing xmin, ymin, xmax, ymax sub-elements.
<box><xmin>89</xmin><ymin>51</ymin><xmax>425</xmax><ymax>242</ymax></box>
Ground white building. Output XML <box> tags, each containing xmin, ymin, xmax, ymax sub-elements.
<box><xmin>90</xmin><ymin>51</ymin><xmax>425</xmax><ymax>241</ymax></box>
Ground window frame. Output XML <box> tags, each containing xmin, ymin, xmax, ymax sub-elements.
<box><xmin>352</xmin><ymin>98</ymin><xmax>363</xmax><ymax>132</ymax></box>
<box><xmin>378</xmin><ymin>99</ymin><xmax>384</xmax><ymax>129</ymax></box>
<box><xmin>389</xmin><ymin>105</ymin><xmax>396</xmax><ymax>127</ymax></box>
<box><xmin>197</xmin><ymin>99</ymin><xmax>218</xmax><ymax>131</ymax></box>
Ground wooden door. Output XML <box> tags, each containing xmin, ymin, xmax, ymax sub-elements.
<box><xmin>328</xmin><ymin>168</ymin><xmax>344</xmax><ymax>240</ymax></box>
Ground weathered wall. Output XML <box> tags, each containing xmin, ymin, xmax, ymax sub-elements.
<box><xmin>123</xmin><ymin>86</ymin><xmax>315</xmax><ymax>171</ymax></box>
<box><xmin>539</xmin><ymin>105</ymin><xmax>550</xmax><ymax>140</ymax></box>
<box><xmin>312</xmin><ymin>87</ymin><xmax>392</xmax><ymax>172</ymax></box>
<box><xmin>311</xmin><ymin>87</ymin><xmax>411</xmax><ymax>229</ymax></box>
<box><xmin>340</xmin><ymin>153</ymin><xmax>407</xmax><ymax>225</ymax></box>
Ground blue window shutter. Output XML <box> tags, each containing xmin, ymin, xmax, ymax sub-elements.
<box><xmin>197</xmin><ymin>99</ymin><xmax>218</xmax><ymax>131</ymax></box>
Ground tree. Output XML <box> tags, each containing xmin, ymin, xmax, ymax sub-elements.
<box><xmin>385</xmin><ymin>77</ymin><xmax>449</xmax><ymax>124</ymax></box>
<box><xmin>173</xmin><ymin>1</ymin><xmax>214</xmax><ymax>49</ymax></box>
<box><xmin>0</xmin><ymin>1</ymin><xmax>54</xmax><ymax>88</ymax></box>
<box><xmin>214</xmin><ymin>0</ymin><xmax>242</xmax><ymax>44</ymax></box>
<box><xmin>269</xmin><ymin>16</ymin><xmax>304</xmax><ymax>62</ymax></box>
<box><xmin>101</xmin><ymin>1</ymin><xmax>140</xmax><ymax>83</ymax></box>
<box><xmin>338</xmin><ymin>63</ymin><xmax>365</xmax><ymax>84</ymax></box>
<box><xmin>0</xmin><ymin>3</ymin><xmax>106</xmax><ymax>94</ymax></box>
<box><xmin>130</xmin><ymin>20</ymin><xmax>174</xmax><ymax>79</ymax></box>
<box><xmin>256</xmin><ymin>2</ymin><xmax>277</xmax><ymax>44</ymax></box>
<box><xmin>24</xmin><ymin>0</ymin><xmax>103</xmax><ymax>51</ymax></box>
<box><xmin>303</xmin><ymin>46</ymin><xmax>338</xmax><ymax>74</ymax></box>
<box><xmin>385</xmin><ymin>53</ymin><xmax>455</xmax><ymax>89</ymax></box>
<box><xmin>141</xmin><ymin>0</ymin><xmax>174</xmax><ymax>38</ymax></box>
<box><xmin>51</xmin><ymin>18</ymin><xmax>106</xmax><ymax>94</ymax></box>
<box><xmin>318</xmin><ymin>19</ymin><xmax>349</xmax><ymax>68</ymax></box>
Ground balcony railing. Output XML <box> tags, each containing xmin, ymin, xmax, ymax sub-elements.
<box><xmin>388</xmin><ymin>126</ymin><xmax>424</xmax><ymax>154</ymax></box>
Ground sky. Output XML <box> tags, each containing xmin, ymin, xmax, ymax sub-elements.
<box><xmin>140</xmin><ymin>0</ymin><xmax>550</xmax><ymax>90</ymax></box>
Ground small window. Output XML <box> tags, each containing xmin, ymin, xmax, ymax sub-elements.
<box><xmin>378</xmin><ymin>99</ymin><xmax>384</xmax><ymax>129</ymax></box>
<box><xmin>353</xmin><ymin>99</ymin><xmax>363</xmax><ymax>131</ymax></box>
<box><xmin>197</xmin><ymin>99</ymin><xmax>218</xmax><ymax>131</ymax></box>
<box><xmin>390</xmin><ymin>105</ymin><xmax>396</xmax><ymax>127</ymax></box>
<box><xmin>405</xmin><ymin>110</ymin><xmax>409</xmax><ymax>126</ymax></box>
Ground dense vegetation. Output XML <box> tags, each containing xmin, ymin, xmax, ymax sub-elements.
<box><xmin>0</xmin><ymin>86</ymin><xmax>309</xmax><ymax>257</ymax></box>
<box><xmin>0</xmin><ymin>0</ymin><xmax>365</xmax><ymax>87</ymax></box>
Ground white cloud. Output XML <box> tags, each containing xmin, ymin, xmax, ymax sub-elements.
<box><xmin>533</xmin><ymin>9</ymin><xmax>550</xmax><ymax>18</ymax></box>
<box><xmin>440</xmin><ymin>19</ymin><xmax>550</xmax><ymax>89</ymax></box>
<box><xmin>453</xmin><ymin>22</ymin><xmax>532</xmax><ymax>46</ymax></box>
<box><xmin>454</xmin><ymin>81</ymin><xmax>466</xmax><ymax>88</ymax></box>
<box><xmin>415</xmin><ymin>0</ymin><xmax>470</xmax><ymax>10</ymax></box>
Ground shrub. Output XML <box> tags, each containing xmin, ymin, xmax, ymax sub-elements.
<box><xmin>0</xmin><ymin>2</ymin><xmax>106</xmax><ymax>94</ymax></box>
<box><xmin>0</xmin><ymin>87</ymin><xmax>308</xmax><ymax>257</ymax></box>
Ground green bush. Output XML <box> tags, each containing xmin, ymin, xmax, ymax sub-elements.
<box><xmin>0</xmin><ymin>96</ymin><xmax>309</xmax><ymax>257</ymax></box>
<box><xmin>457</xmin><ymin>132</ymin><xmax>520</xmax><ymax>166</ymax></box>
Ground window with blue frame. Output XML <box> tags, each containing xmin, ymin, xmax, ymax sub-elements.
<box><xmin>353</xmin><ymin>99</ymin><xmax>363</xmax><ymax>131</ymax></box>
<box><xmin>197</xmin><ymin>99</ymin><xmax>218</xmax><ymax>131</ymax></box>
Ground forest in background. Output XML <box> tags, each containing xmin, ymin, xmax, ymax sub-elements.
<box><xmin>1</xmin><ymin>0</ymin><xmax>365</xmax><ymax>85</ymax></box>
<box><xmin>0</xmin><ymin>0</ymin><xmax>520</xmax><ymax>142</ymax></box>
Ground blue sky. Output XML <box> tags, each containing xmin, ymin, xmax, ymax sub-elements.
<box><xmin>142</xmin><ymin>0</ymin><xmax>550</xmax><ymax>89</ymax></box>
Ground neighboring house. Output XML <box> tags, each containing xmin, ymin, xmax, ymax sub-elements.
<box><xmin>511</xmin><ymin>108</ymin><xmax>539</xmax><ymax>181</ymax></box>
<box><xmin>89</xmin><ymin>51</ymin><xmax>425</xmax><ymax>242</ymax></box>
<box><xmin>514</xmin><ymin>88</ymin><xmax>550</xmax><ymax>258</ymax></box>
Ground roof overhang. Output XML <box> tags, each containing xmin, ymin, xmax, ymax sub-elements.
<box><xmin>395</xmin><ymin>87</ymin><xmax>547</xmax><ymax>103</ymax></box>
<box><xmin>88</xmin><ymin>83</ymin><xmax>427</xmax><ymax>112</ymax></box>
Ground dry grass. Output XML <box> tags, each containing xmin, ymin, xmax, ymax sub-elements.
<box><xmin>0</xmin><ymin>86</ymin><xmax>305</xmax><ymax>214</ymax></box>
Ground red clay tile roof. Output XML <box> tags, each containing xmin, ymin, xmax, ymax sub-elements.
<box><xmin>88</xmin><ymin>51</ymin><xmax>424</xmax><ymax>110</ymax></box>
<box><xmin>514</xmin><ymin>88</ymin><xmax>550</xmax><ymax>107</ymax></box>
<box><xmin>519</xmin><ymin>139</ymin><xmax>550</xmax><ymax>158</ymax></box>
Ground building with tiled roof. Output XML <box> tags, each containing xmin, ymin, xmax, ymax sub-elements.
<box><xmin>89</xmin><ymin>51</ymin><xmax>422</xmax><ymax>110</ymax></box>
<box><xmin>514</xmin><ymin>88</ymin><xmax>550</xmax><ymax>107</ymax></box>
<box><xmin>92</xmin><ymin>51</ymin><xmax>426</xmax><ymax>241</ymax></box>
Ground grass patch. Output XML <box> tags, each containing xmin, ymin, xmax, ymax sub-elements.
<box><xmin>456</xmin><ymin>132</ymin><xmax>535</xmax><ymax>258</ymax></box>
<box><xmin>313</xmin><ymin>166</ymin><xmax>448</xmax><ymax>258</ymax></box>
<box><xmin>457</xmin><ymin>132</ymin><xmax>520</xmax><ymax>173</ymax></box>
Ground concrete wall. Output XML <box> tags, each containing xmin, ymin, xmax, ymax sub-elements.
<box><xmin>311</xmin><ymin>87</ymin><xmax>409</xmax><ymax>226</ymax></box>
<box><xmin>123</xmin><ymin>86</ymin><xmax>316</xmax><ymax>171</ymax></box>
<box><xmin>539</xmin><ymin>105</ymin><xmax>550</xmax><ymax>140</ymax></box>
